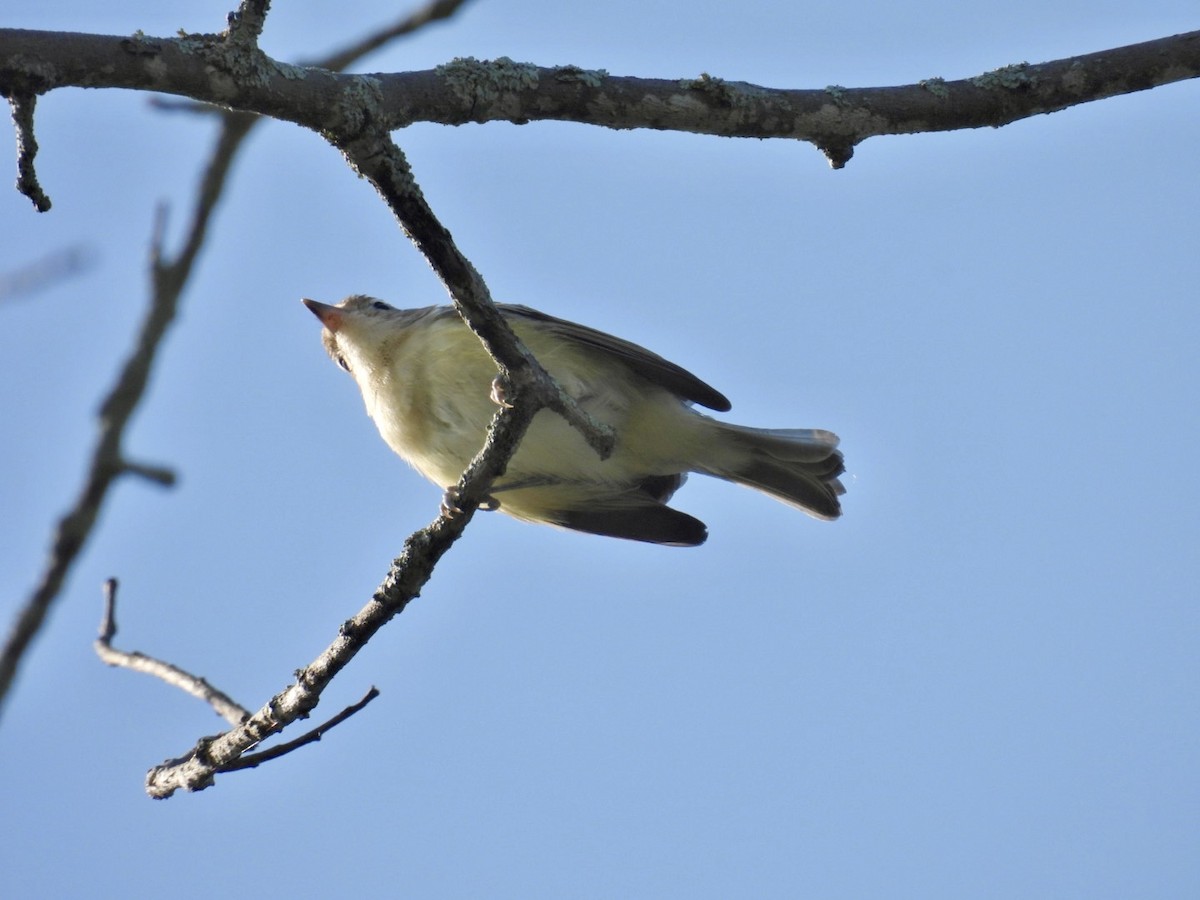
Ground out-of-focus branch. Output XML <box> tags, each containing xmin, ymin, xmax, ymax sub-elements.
<box><xmin>95</xmin><ymin>579</ymin><xmax>251</xmax><ymax>727</ymax></box>
<box><xmin>317</xmin><ymin>0</ymin><xmax>475</xmax><ymax>72</ymax></box>
<box><xmin>0</xmin><ymin>102</ymin><xmax>253</xmax><ymax>716</ymax></box>
<box><xmin>0</xmin><ymin>243</ymin><xmax>96</xmax><ymax>303</ymax></box>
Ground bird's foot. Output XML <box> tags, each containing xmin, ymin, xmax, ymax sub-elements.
<box><xmin>441</xmin><ymin>488</ymin><xmax>500</xmax><ymax>518</ymax></box>
<box><xmin>440</xmin><ymin>488</ymin><xmax>464</xmax><ymax>518</ymax></box>
<box><xmin>490</xmin><ymin>374</ymin><xmax>515</xmax><ymax>408</ymax></box>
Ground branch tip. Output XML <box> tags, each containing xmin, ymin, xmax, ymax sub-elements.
<box><xmin>98</xmin><ymin>578</ymin><xmax>119</xmax><ymax>644</ymax></box>
<box><xmin>8</xmin><ymin>91</ymin><xmax>52</xmax><ymax>212</ymax></box>
<box><xmin>121</xmin><ymin>459</ymin><xmax>178</xmax><ymax>487</ymax></box>
<box><xmin>148</xmin><ymin>203</ymin><xmax>170</xmax><ymax>269</ymax></box>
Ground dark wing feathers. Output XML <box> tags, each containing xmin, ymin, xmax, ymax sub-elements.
<box><xmin>501</xmin><ymin>305</ymin><xmax>732</xmax><ymax>412</ymax></box>
<box><xmin>552</xmin><ymin>501</ymin><xmax>708</xmax><ymax>546</ymax></box>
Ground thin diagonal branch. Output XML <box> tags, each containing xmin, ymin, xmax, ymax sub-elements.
<box><xmin>335</xmin><ymin>133</ymin><xmax>617</xmax><ymax>457</ymax></box>
<box><xmin>95</xmin><ymin>579</ymin><xmax>250</xmax><ymax>727</ymax></box>
<box><xmin>218</xmin><ymin>687</ymin><xmax>380</xmax><ymax>772</ymax></box>
<box><xmin>0</xmin><ymin>223</ymin><xmax>181</xmax><ymax>718</ymax></box>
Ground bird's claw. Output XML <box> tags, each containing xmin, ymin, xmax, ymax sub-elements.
<box><xmin>490</xmin><ymin>374</ymin><xmax>515</xmax><ymax>408</ymax></box>
<box><xmin>440</xmin><ymin>488</ymin><xmax>500</xmax><ymax>518</ymax></box>
<box><xmin>440</xmin><ymin>488</ymin><xmax>464</xmax><ymax>518</ymax></box>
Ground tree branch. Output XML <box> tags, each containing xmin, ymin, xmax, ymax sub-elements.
<box><xmin>226</xmin><ymin>0</ymin><xmax>272</xmax><ymax>48</ymax></box>
<box><xmin>330</xmin><ymin>132</ymin><xmax>616</xmax><ymax>457</ymax></box>
<box><xmin>1</xmin><ymin>29</ymin><xmax>1196</xmax><ymax>167</ymax></box>
<box><xmin>95</xmin><ymin>579</ymin><xmax>251</xmax><ymax>727</ymax></box>
<box><xmin>216</xmin><ymin>687</ymin><xmax>380</xmax><ymax>773</ymax></box>
<box><xmin>95</xmin><ymin>578</ymin><xmax>379</xmax><ymax>768</ymax></box>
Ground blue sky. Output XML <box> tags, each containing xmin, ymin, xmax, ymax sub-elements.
<box><xmin>2</xmin><ymin>2</ymin><xmax>1198</xmax><ymax>897</ymax></box>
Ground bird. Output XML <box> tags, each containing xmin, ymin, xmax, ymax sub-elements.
<box><xmin>303</xmin><ymin>295</ymin><xmax>845</xmax><ymax>546</ymax></box>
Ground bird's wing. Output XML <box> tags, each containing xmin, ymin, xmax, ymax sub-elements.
<box><xmin>501</xmin><ymin>304</ymin><xmax>732</xmax><ymax>411</ymax></box>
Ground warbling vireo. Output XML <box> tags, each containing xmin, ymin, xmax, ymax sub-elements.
<box><xmin>303</xmin><ymin>295</ymin><xmax>845</xmax><ymax>546</ymax></box>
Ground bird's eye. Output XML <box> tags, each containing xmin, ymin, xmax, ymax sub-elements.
<box><xmin>335</xmin><ymin>355</ymin><xmax>350</xmax><ymax>373</ymax></box>
<box><xmin>371</xmin><ymin>300</ymin><xmax>390</xmax><ymax>311</ymax></box>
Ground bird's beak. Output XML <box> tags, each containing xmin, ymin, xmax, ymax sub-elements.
<box><xmin>302</xmin><ymin>298</ymin><xmax>343</xmax><ymax>332</ymax></box>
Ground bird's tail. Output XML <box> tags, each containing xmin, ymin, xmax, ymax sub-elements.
<box><xmin>698</xmin><ymin>425</ymin><xmax>845</xmax><ymax>520</ymax></box>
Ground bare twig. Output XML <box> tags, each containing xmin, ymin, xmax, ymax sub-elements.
<box><xmin>218</xmin><ymin>687</ymin><xmax>380</xmax><ymax>772</ymax></box>
<box><xmin>7</xmin><ymin>90</ymin><xmax>51</xmax><ymax>211</ymax></box>
<box><xmin>95</xmin><ymin>579</ymin><xmax>251</xmax><ymax>726</ymax></box>
<box><xmin>120</xmin><ymin>459</ymin><xmax>178</xmax><ymax>488</ymax></box>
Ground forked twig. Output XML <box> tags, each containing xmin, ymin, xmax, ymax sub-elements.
<box><xmin>218</xmin><ymin>688</ymin><xmax>380</xmax><ymax>772</ymax></box>
<box><xmin>95</xmin><ymin>579</ymin><xmax>250</xmax><ymax>727</ymax></box>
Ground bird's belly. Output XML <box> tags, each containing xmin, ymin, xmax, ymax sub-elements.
<box><xmin>381</xmin><ymin>386</ymin><xmax>703</xmax><ymax>494</ymax></box>
<box><xmin>363</xmin><ymin>323</ymin><xmax>708</xmax><ymax>496</ymax></box>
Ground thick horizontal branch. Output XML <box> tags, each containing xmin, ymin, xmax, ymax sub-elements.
<box><xmin>2</xmin><ymin>28</ymin><xmax>1197</xmax><ymax>165</ymax></box>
